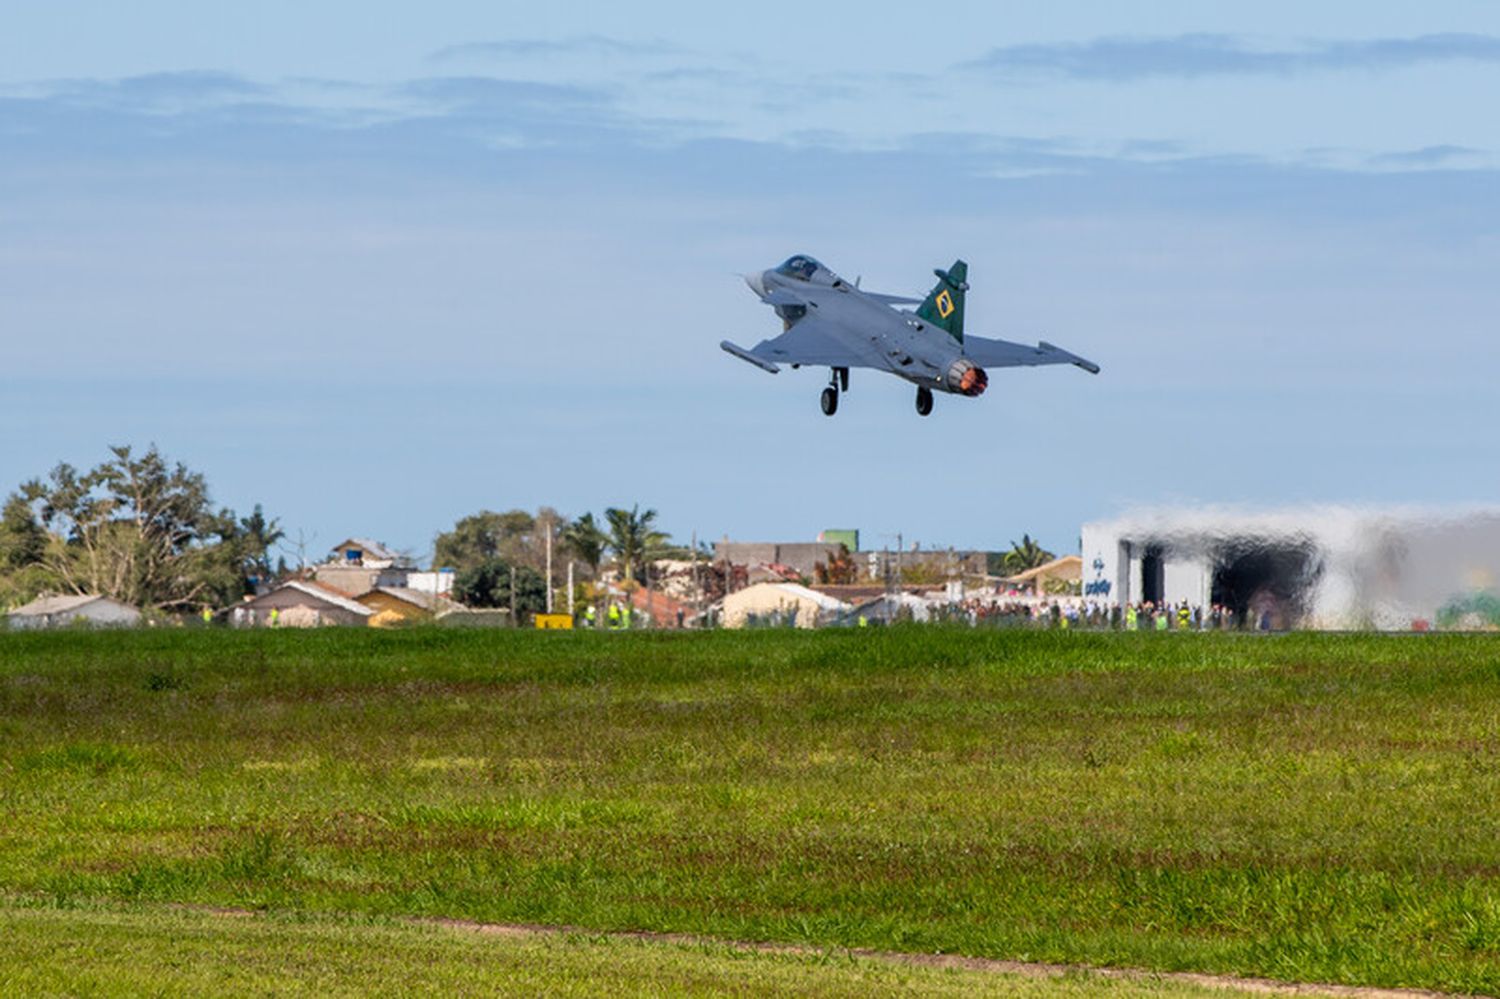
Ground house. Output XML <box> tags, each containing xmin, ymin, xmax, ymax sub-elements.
<box><xmin>714</xmin><ymin>541</ymin><xmax>847</xmax><ymax>580</ymax></box>
<box><xmin>357</xmin><ymin>587</ymin><xmax>459</xmax><ymax>628</ymax></box>
<box><xmin>312</xmin><ymin>538</ymin><xmax>417</xmax><ymax>596</ymax></box>
<box><xmin>327</xmin><ymin>538</ymin><xmax>407</xmax><ymax>568</ymax></box>
<box><xmin>1000</xmin><ymin>555</ymin><xmax>1083</xmax><ymax>595</ymax></box>
<box><xmin>6</xmin><ymin>594</ymin><xmax>141</xmax><ymax>629</ymax></box>
<box><xmin>230</xmin><ymin>581</ymin><xmax>373</xmax><ymax>627</ymax></box>
<box><xmin>718</xmin><ymin>582</ymin><xmax>851</xmax><ymax>629</ymax></box>
<box><xmin>624</xmin><ymin>586</ymin><xmax>697</xmax><ymax>628</ymax></box>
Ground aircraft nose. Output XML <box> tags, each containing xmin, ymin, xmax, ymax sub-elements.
<box><xmin>743</xmin><ymin>270</ymin><xmax>768</xmax><ymax>297</ymax></box>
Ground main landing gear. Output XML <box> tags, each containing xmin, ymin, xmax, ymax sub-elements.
<box><xmin>820</xmin><ymin>367</ymin><xmax>849</xmax><ymax>416</ymax></box>
<box><xmin>915</xmin><ymin>386</ymin><xmax>934</xmax><ymax>416</ymax></box>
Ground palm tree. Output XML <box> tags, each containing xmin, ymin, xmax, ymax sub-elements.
<box><xmin>1002</xmin><ymin>534</ymin><xmax>1054</xmax><ymax>575</ymax></box>
<box><xmin>238</xmin><ymin>504</ymin><xmax>285</xmax><ymax>585</ymax></box>
<box><xmin>604</xmin><ymin>505</ymin><xmax>668</xmax><ymax>583</ymax></box>
<box><xmin>562</xmin><ymin>512</ymin><xmax>608</xmax><ymax>576</ymax></box>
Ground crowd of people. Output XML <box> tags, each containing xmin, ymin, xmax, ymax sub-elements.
<box><xmin>953</xmin><ymin>598</ymin><xmax>1281</xmax><ymax>631</ymax></box>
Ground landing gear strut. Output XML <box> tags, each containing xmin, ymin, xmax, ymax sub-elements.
<box><xmin>820</xmin><ymin>368</ymin><xmax>846</xmax><ymax>416</ymax></box>
<box><xmin>915</xmin><ymin>386</ymin><xmax>934</xmax><ymax>416</ymax></box>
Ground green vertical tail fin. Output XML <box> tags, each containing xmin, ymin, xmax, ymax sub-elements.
<box><xmin>915</xmin><ymin>260</ymin><xmax>968</xmax><ymax>343</ymax></box>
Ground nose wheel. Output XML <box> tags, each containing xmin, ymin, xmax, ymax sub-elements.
<box><xmin>915</xmin><ymin>386</ymin><xmax>933</xmax><ymax>416</ymax></box>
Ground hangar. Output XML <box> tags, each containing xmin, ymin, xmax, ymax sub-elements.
<box><xmin>1080</xmin><ymin>506</ymin><xmax>1500</xmax><ymax>630</ymax></box>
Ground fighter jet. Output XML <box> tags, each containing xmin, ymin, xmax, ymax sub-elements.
<box><xmin>722</xmin><ymin>255</ymin><xmax>1098</xmax><ymax>416</ymax></box>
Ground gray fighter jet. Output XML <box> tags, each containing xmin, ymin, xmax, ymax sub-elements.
<box><xmin>722</xmin><ymin>255</ymin><xmax>1098</xmax><ymax>416</ymax></box>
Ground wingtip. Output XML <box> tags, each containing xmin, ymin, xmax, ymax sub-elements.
<box><xmin>1038</xmin><ymin>340</ymin><xmax>1100</xmax><ymax>375</ymax></box>
<box><xmin>720</xmin><ymin>340</ymin><xmax>780</xmax><ymax>374</ymax></box>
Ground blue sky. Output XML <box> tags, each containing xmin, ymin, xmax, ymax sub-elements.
<box><xmin>3</xmin><ymin>2</ymin><xmax>1498</xmax><ymax>561</ymax></box>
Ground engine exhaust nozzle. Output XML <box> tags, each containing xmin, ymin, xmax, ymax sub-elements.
<box><xmin>944</xmin><ymin>359</ymin><xmax>988</xmax><ymax>397</ymax></box>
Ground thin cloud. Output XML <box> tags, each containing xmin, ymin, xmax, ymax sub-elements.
<box><xmin>430</xmin><ymin>35</ymin><xmax>687</xmax><ymax>63</ymax></box>
<box><xmin>399</xmin><ymin>77</ymin><xmax>609</xmax><ymax>109</ymax></box>
<box><xmin>1</xmin><ymin>68</ymin><xmax>1493</xmax><ymax>179</ymax></box>
<box><xmin>40</xmin><ymin>70</ymin><xmax>266</xmax><ymax>109</ymax></box>
<box><xmin>1370</xmin><ymin>145</ymin><xmax>1485</xmax><ymax>168</ymax></box>
<box><xmin>962</xmin><ymin>33</ymin><xmax>1500</xmax><ymax>81</ymax></box>
<box><xmin>640</xmin><ymin>66</ymin><xmax>746</xmax><ymax>85</ymax></box>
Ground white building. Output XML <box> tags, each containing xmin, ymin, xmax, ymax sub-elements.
<box><xmin>1081</xmin><ymin>506</ymin><xmax>1500</xmax><ymax>630</ymax></box>
<box><xmin>718</xmin><ymin>582</ymin><xmax>851</xmax><ymax>629</ymax></box>
<box><xmin>7</xmin><ymin>594</ymin><xmax>141</xmax><ymax>629</ymax></box>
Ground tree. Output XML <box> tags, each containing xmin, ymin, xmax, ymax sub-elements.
<box><xmin>1001</xmin><ymin>534</ymin><xmax>1055</xmax><ymax>576</ymax></box>
<box><xmin>237</xmin><ymin>504</ymin><xmax>285</xmax><ymax>586</ymax></box>
<box><xmin>562</xmin><ymin>512</ymin><xmax>608</xmax><ymax>575</ymax></box>
<box><xmin>0</xmin><ymin>493</ymin><xmax>57</xmax><ymax>607</ymax></box>
<box><xmin>435</xmin><ymin>510</ymin><xmax>529</xmax><ymax>571</ymax></box>
<box><xmin>814</xmin><ymin>544</ymin><xmax>858</xmax><ymax>585</ymax></box>
<box><xmin>0</xmin><ymin>494</ymin><xmax>47</xmax><ymax>571</ymax></box>
<box><xmin>434</xmin><ymin>508</ymin><xmax>564</xmax><ymax>575</ymax></box>
<box><xmin>604</xmin><ymin>505</ymin><xmax>668</xmax><ymax>583</ymax></box>
<box><xmin>16</xmin><ymin>444</ymin><xmax>265</xmax><ymax>609</ymax></box>
<box><xmin>453</xmin><ymin>558</ymin><xmax>546</xmax><ymax>615</ymax></box>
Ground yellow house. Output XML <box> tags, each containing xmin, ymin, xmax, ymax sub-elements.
<box><xmin>356</xmin><ymin>587</ymin><xmax>456</xmax><ymax>628</ymax></box>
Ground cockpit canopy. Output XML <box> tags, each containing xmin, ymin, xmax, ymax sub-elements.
<box><xmin>774</xmin><ymin>255</ymin><xmax>824</xmax><ymax>281</ymax></box>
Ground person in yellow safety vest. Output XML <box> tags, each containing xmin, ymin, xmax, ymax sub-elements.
<box><xmin>201</xmin><ymin>607</ymin><xmax>212</xmax><ymax>625</ymax></box>
<box><xmin>1177</xmin><ymin>603</ymin><xmax>1191</xmax><ymax>630</ymax></box>
<box><xmin>857</xmin><ymin>614</ymin><xmax>868</xmax><ymax>628</ymax></box>
<box><xmin>268</xmin><ymin>607</ymin><xmax>280</xmax><ymax>628</ymax></box>
<box><xmin>621</xmin><ymin>604</ymin><xmax>632</xmax><ymax>629</ymax></box>
<box><xmin>584</xmin><ymin>605</ymin><xmax>596</xmax><ymax>628</ymax></box>
<box><xmin>1124</xmin><ymin>604</ymin><xmax>1138</xmax><ymax>631</ymax></box>
<box><xmin>1154</xmin><ymin>608</ymin><xmax>1168</xmax><ymax>632</ymax></box>
<box><xmin>607</xmin><ymin>604</ymin><xmax>621</xmax><ymax>630</ymax></box>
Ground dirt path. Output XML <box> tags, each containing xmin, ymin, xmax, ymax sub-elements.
<box><xmin>418</xmin><ymin>914</ymin><xmax>1462</xmax><ymax>998</ymax></box>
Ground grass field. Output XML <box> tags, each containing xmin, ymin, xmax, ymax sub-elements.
<box><xmin>0</xmin><ymin>904</ymin><xmax>1257</xmax><ymax>997</ymax></box>
<box><xmin>1</xmin><ymin>628</ymin><xmax>1498</xmax><ymax>993</ymax></box>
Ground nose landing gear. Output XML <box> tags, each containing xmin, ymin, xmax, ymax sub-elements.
<box><xmin>820</xmin><ymin>367</ymin><xmax>849</xmax><ymax>416</ymax></box>
<box><xmin>915</xmin><ymin>386</ymin><xmax>933</xmax><ymax>416</ymax></box>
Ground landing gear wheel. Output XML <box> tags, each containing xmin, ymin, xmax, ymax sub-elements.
<box><xmin>915</xmin><ymin>386</ymin><xmax>933</xmax><ymax>416</ymax></box>
<box><xmin>820</xmin><ymin>386</ymin><xmax>839</xmax><ymax>416</ymax></box>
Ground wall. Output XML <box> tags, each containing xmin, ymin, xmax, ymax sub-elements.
<box><xmin>235</xmin><ymin>590</ymin><xmax>368</xmax><ymax>627</ymax></box>
<box><xmin>312</xmin><ymin>565</ymin><xmax>408</xmax><ymax>596</ymax></box>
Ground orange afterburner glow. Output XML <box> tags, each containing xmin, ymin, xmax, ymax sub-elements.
<box><xmin>942</xmin><ymin>358</ymin><xmax>989</xmax><ymax>397</ymax></box>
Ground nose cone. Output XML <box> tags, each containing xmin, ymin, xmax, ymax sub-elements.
<box><xmin>743</xmin><ymin>270</ymin><xmax>768</xmax><ymax>297</ymax></box>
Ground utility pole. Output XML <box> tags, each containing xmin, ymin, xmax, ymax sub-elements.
<box><xmin>691</xmin><ymin>530</ymin><xmax>700</xmax><ymax>626</ymax></box>
<box><xmin>544</xmin><ymin>516</ymin><xmax>554</xmax><ymax>614</ymax></box>
<box><xmin>566</xmin><ymin>559</ymin><xmax>574</xmax><ymax>622</ymax></box>
<box><xmin>510</xmin><ymin>565</ymin><xmax>517</xmax><ymax>628</ymax></box>
<box><xmin>897</xmin><ymin>532</ymin><xmax>904</xmax><ymax>591</ymax></box>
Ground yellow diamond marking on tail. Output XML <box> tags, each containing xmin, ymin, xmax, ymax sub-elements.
<box><xmin>935</xmin><ymin>289</ymin><xmax>955</xmax><ymax>319</ymax></box>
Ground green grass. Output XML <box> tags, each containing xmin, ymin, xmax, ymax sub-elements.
<box><xmin>1</xmin><ymin>628</ymin><xmax>1499</xmax><ymax>992</ymax></box>
<box><xmin>0</xmin><ymin>903</ymin><xmax>1248</xmax><ymax>997</ymax></box>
